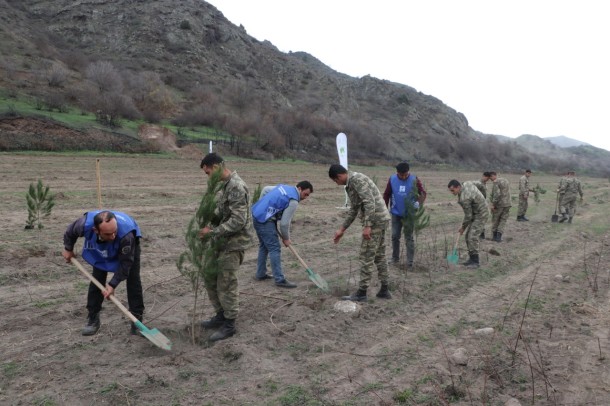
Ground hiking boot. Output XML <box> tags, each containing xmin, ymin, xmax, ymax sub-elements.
<box><xmin>376</xmin><ymin>284</ymin><xmax>392</xmax><ymax>299</ymax></box>
<box><xmin>201</xmin><ymin>311</ymin><xmax>225</xmax><ymax>329</ymax></box>
<box><xmin>82</xmin><ymin>313</ymin><xmax>100</xmax><ymax>336</ymax></box>
<box><xmin>463</xmin><ymin>254</ymin><xmax>480</xmax><ymax>268</ymax></box>
<box><xmin>130</xmin><ymin>322</ymin><xmax>145</xmax><ymax>336</ymax></box>
<box><xmin>342</xmin><ymin>289</ymin><xmax>367</xmax><ymax>302</ymax></box>
<box><xmin>521</xmin><ymin>216</ymin><xmax>529</xmax><ymax>221</ymax></box>
<box><xmin>130</xmin><ymin>315</ymin><xmax>144</xmax><ymax>336</ymax></box>
<box><xmin>516</xmin><ymin>216</ymin><xmax>526</xmax><ymax>222</ymax></box>
<box><xmin>559</xmin><ymin>214</ymin><xmax>568</xmax><ymax>223</ymax></box>
<box><xmin>275</xmin><ymin>280</ymin><xmax>297</xmax><ymax>288</ymax></box>
<box><xmin>209</xmin><ymin>319</ymin><xmax>235</xmax><ymax>342</ymax></box>
<box><xmin>479</xmin><ymin>231</ymin><xmax>485</xmax><ymax>240</ymax></box>
<box><xmin>254</xmin><ymin>274</ymin><xmax>272</xmax><ymax>281</ymax></box>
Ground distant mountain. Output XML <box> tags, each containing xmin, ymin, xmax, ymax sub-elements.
<box><xmin>1</xmin><ymin>0</ymin><xmax>610</xmax><ymax>176</ymax></box>
<box><xmin>544</xmin><ymin>136</ymin><xmax>591</xmax><ymax>148</ymax></box>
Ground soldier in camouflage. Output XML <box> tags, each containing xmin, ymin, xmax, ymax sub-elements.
<box><xmin>198</xmin><ymin>153</ymin><xmax>253</xmax><ymax>341</ymax></box>
<box><xmin>557</xmin><ymin>170</ymin><xmax>583</xmax><ymax>223</ymax></box>
<box><xmin>517</xmin><ymin>169</ymin><xmax>535</xmax><ymax>221</ymax></box>
<box><xmin>448</xmin><ymin>180</ymin><xmax>489</xmax><ymax>268</ymax></box>
<box><xmin>329</xmin><ymin>164</ymin><xmax>391</xmax><ymax>302</ymax></box>
<box><xmin>489</xmin><ymin>171</ymin><xmax>512</xmax><ymax>242</ymax></box>
<box><xmin>472</xmin><ymin>171</ymin><xmax>491</xmax><ymax>239</ymax></box>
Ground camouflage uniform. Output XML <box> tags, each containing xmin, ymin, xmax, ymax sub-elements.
<box><xmin>206</xmin><ymin>171</ymin><xmax>252</xmax><ymax>320</ymax></box>
<box><xmin>457</xmin><ymin>181</ymin><xmax>489</xmax><ymax>255</ymax></box>
<box><xmin>558</xmin><ymin>176</ymin><xmax>583</xmax><ymax>221</ymax></box>
<box><xmin>343</xmin><ymin>171</ymin><xmax>390</xmax><ymax>291</ymax></box>
<box><xmin>472</xmin><ymin>180</ymin><xmax>488</xmax><ymax>199</ymax></box>
<box><xmin>490</xmin><ymin>177</ymin><xmax>512</xmax><ymax>234</ymax></box>
<box><xmin>517</xmin><ymin>175</ymin><xmax>532</xmax><ymax>217</ymax></box>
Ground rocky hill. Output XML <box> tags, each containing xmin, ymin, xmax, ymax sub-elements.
<box><xmin>1</xmin><ymin>0</ymin><xmax>609</xmax><ymax>175</ymax></box>
<box><xmin>544</xmin><ymin>135</ymin><xmax>590</xmax><ymax>148</ymax></box>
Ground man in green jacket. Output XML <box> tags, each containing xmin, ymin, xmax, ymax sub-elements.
<box><xmin>329</xmin><ymin>164</ymin><xmax>391</xmax><ymax>302</ymax></box>
<box><xmin>448</xmin><ymin>180</ymin><xmax>489</xmax><ymax>268</ymax></box>
<box><xmin>198</xmin><ymin>153</ymin><xmax>253</xmax><ymax>341</ymax></box>
<box><xmin>489</xmin><ymin>171</ymin><xmax>511</xmax><ymax>242</ymax></box>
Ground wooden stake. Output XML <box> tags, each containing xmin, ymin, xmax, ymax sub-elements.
<box><xmin>96</xmin><ymin>158</ymin><xmax>102</xmax><ymax>210</ymax></box>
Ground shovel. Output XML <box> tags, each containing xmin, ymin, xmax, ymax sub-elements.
<box><xmin>551</xmin><ymin>191</ymin><xmax>559</xmax><ymax>223</ymax></box>
<box><xmin>447</xmin><ymin>232</ymin><xmax>460</xmax><ymax>265</ymax></box>
<box><xmin>71</xmin><ymin>258</ymin><xmax>172</xmax><ymax>351</ymax></box>
<box><xmin>287</xmin><ymin>245</ymin><xmax>329</xmax><ymax>292</ymax></box>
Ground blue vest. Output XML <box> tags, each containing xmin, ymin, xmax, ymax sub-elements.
<box><xmin>82</xmin><ymin>211</ymin><xmax>141</xmax><ymax>272</ymax></box>
<box><xmin>390</xmin><ymin>174</ymin><xmax>417</xmax><ymax>217</ymax></box>
<box><xmin>252</xmin><ymin>184</ymin><xmax>299</xmax><ymax>223</ymax></box>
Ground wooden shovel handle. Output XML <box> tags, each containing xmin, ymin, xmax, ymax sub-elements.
<box><xmin>453</xmin><ymin>232</ymin><xmax>460</xmax><ymax>251</ymax></box>
<box><xmin>287</xmin><ymin>244</ymin><xmax>310</xmax><ymax>270</ymax></box>
<box><xmin>71</xmin><ymin>257</ymin><xmax>138</xmax><ymax>323</ymax></box>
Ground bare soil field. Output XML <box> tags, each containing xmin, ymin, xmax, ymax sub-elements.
<box><xmin>1</xmin><ymin>153</ymin><xmax>610</xmax><ymax>406</ymax></box>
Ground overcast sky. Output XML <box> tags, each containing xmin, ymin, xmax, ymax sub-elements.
<box><xmin>208</xmin><ymin>0</ymin><xmax>610</xmax><ymax>151</ymax></box>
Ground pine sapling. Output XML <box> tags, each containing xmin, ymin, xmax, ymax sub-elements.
<box><xmin>176</xmin><ymin>168</ymin><xmax>225</xmax><ymax>343</ymax></box>
<box><xmin>533</xmin><ymin>183</ymin><xmax>546</xmax><ymax>204</ymax></box>
<box><xmin>25</xmin><ymin>179</ymin><xmax>55</xmax><ymax>232</ymax></box>
<box><xmin>402</xmin><ymin>182</ymin><xmax>430</xmax><ymax>265</ymax></box>
<box><xmin>252</xmin><ymin>182</ymin><xmax>262</xmax><ymax>204</ymax></box>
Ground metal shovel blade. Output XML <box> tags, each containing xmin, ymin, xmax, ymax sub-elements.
<box><xmin>447</xmin><ymin>250</ymin><xmax>459</xmax><ymax>265</ymax></box>
<box><xmin>305</xmin><ymin>268</ymin><xmax>329</xmax><ymax>292</ymax></box>
<box><xmin>551</xmin><ymin>213</ymin><xmax>559</xmax><ymax>223</ymax></box>
<box><xmin>134</xmin><ymin>320</ymin><xmax>172</xmax><ymax>351</ymax></box>
<box><xmin>447</xmin><ymin>232</ymin><xmax>460</xmax><ymax>265</ymax></box>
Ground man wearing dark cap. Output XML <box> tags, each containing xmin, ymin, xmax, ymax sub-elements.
<box><xmin>382</xmin><ymin>162</ymin><xmax>426</xmax><ymax>268</ymax></box>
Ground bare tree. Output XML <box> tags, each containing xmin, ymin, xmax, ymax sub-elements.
<box><xmin>86</xmin><ymin>61</ymin><xmax>123</xmax><ymax>93</ymax></box>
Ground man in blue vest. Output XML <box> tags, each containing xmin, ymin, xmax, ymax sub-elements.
<box><xmin>251</xmin><ymin>181</ymin><xmax>313</xmax><ymax>288</ymax></box>
<box><xmin>63</xmin><ymin>210</ymin><xmax>144</xmax><ymax>336</ymax></box>
<box><xmin>382</xmin><ymin>162</ymin><xmax>427</xmax><ymax>268</ymax></box>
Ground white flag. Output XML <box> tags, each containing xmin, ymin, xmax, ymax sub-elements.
<box><xmin>336</xmin><ymin>132</ymin><xmax>348</xmax><ymax>169</ymax></box>
<box><xmin>209</xmin><ymin>141</ymin><xmax>213</xmax><ymax>153</ymax></box>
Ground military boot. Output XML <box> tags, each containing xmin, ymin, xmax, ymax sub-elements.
<box><xmin>559</xmin><ymin>213</ymin><xmax>568</xmax><ymax>223</ymax></box>
<box><xmin>494</xmin><ymin>232</ymin><xmax>503</xmax><ymax>242</ymax></box>
<box><xmin>516</xmin><ymin>216</ymin><xmax>525</xmax><ymax>222</ymax></box>
<box><xmin>82</xmin><ymin>313</ymin><xmax>100</xmax><ymax>336</ymax></box>
<box><xmin>201</xmin><ymin>310</ymin><xmax>225</xmax><ymax>329</ymax></box>
<box><xmin>464</xmin><ymin>254</ymin><xmax>480</xmax><ymax>268</ymax></box>
<box><xmin>479</xmin><ymin>231</ymin><xmax>485</xmax><ymax>240</ymax></box>
<box><xmin>522</xmin><ymin>216</ymin><xmax>529</xmax><ymax>221</ymax></box>
<box><xmin>342</xmin><ymin>289</ymin><xmax>367</xmax><ymax>302</ymax></box>
<box><xmin>209</xmin><ymin>319</ymin><xmax>235</xmax><ymax>342</ymax></box>
<box><xmin>376</xmin><ymin>284</ymin><xmax>392</xmax><ymax>299</ymax></box>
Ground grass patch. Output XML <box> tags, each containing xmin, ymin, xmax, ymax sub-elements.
<box><xmin>100</xmin><ymin>382</ymin><xmax>118</xmax><ymax>394</ymax></box>
<box><xmin>33</xmin><ymin>300</ymin><xmax>57</xmax><ymax>309</ymax></box>
<box><xmin>32</xmin><ymin>396</ymin><xmax>58</xmax><ymax>406</ymax></box>
<box><xmin>277</xmin><ymin>385</ymin><xmax>323</xmax><ymax>406</ymax></box>
<box><xmin>2</xmin><ymin>362</ymin><xmax>21</xmax><ymax>379</ymax></box>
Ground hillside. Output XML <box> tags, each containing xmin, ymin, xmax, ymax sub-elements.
<box><xmin>1</xmin><ymin>0</ymin><xmax>610</xmax><ymax>175</ymax></box>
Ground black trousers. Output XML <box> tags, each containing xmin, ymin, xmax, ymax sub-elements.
<box><xmin>86</xmin><ymin>242</ymin><xmax>145</xmax><ymax>320</ymax></box>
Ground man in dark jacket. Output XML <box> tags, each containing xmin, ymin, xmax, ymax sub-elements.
<box><xmin>63</xmin><ymin>210</ymin><xmax>144</xmax><ymax>336</ymax></box>
<box><xmin>382</xmin><ymin>162</ymin><xmax>426</xmax><ymax>268</ymax></box>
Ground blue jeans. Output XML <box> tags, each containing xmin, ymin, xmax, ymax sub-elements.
<box><xmin>391</xmin><ymin>214</ymin><xmax>415</xmax><ymax>266</ymax></box>
<box><xmin>253</xmin><ymin>219</ymin><xmax>285</xmax><ymax>283</ymax></box>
